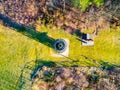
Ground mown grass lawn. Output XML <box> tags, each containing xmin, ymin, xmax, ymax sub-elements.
<box><xmin>0</xmin><ymin>24</ymin><xmax>120</xmax><ymax>89</ymax></box>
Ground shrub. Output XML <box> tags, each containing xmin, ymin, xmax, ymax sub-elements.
<box><xmin>71</xmin><ymin>0</ymin><xmax>103</xmax><ymax>11</ymax></box>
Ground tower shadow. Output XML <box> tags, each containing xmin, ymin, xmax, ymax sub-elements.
<box><xmin>0</xmin><ymin>14</ymin><xmax>55</xmax><ymax>48</ymax></box>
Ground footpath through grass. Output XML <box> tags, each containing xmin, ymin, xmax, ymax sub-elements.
<box><xmin>0</xmin><ymin>24</ymin><xmax>120</xmax><ymax>89</ymax></box>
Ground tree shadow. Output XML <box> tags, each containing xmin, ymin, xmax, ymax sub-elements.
<box><xmin>0</xmin><ymin>14</ymin><xmax>55</xmax><ymax>48</ymax></box>
<box><xmin>81</xmin><ymin>55</ymin><xmax>118</xmax><ymax>70</ymax></box>
<box><xmin>16</xmin><ymin>59</ymin><xmax>80</xmax><ymax>89</ymax></box>
<box><xmin>15</xmin><ymin>59</ymin><xmax>56</xmax><ymax>90</ymax></box>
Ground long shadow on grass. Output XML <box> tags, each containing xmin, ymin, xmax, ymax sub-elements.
<box><xmin>0</xmin><ymin>14</ymin><xmax>54</xmax><ymax>48</ymax></box>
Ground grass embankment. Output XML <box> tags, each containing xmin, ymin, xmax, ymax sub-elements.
<box><xmin>0</xmin><ymin>24</ymin><xmax>120</xmax><ymax>89</ymax></box>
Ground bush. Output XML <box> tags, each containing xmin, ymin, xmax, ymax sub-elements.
<box><xmin>71</xmin><ymin>0</ymin><xmax>103</xmax><ymax>11</ymax></box>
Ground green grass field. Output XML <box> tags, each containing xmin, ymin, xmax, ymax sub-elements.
<box><xmin>0</xmin><ymin>24</ymin><xmax>120</xmax><ymax>89</ymax></box>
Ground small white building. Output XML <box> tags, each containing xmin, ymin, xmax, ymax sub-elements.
<box><xmin>81</xmin><ymin>34</ymin><xmax>94</xmax><ymax>46</ymax></box>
